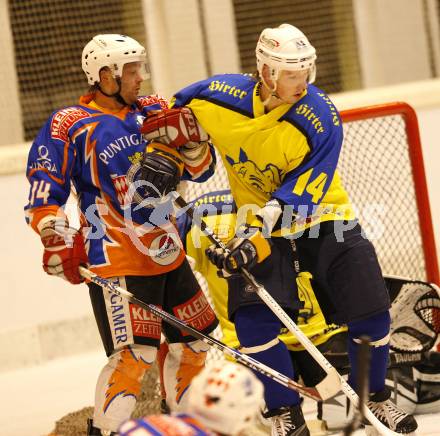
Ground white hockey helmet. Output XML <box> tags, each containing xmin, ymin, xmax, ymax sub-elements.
<box><xmin>256</xmin><ymin>23</ymin><xmax>317</xmax><ymax>83</ymax></box>
<box><xmin>187</xmin><ymin>361</ymin><xmax>264</xmax><ymax>435</ymax></box>
<box><xmin>82</xmin><ymin>34</ymin><xmax>148</xmax><ymax>85</ymax></box>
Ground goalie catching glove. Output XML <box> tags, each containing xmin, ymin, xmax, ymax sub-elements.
<box><xmin>141</xmin><ymin>107</ymin><xmax>209</xmax><ymax>149</ymax></box>
<box><xmin>141</xmin><ymin>142</ymin><xmax>185</xmax><ymax>199</ymax></box>
<box><xmin>40</xmin><ymin>219</ymin><xmax>88</xmax><ymax>284</ymax></box>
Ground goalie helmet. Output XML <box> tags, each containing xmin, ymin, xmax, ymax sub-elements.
<box><xmin>256</xmin><ymin>23</ymin><xmax>317</xmax><ymax>83</ymax></box>
<box><xmin>187</xmin><ymin>361</ymin><xmax>264</xmax><ymax>435</ymax></box>
<box><xmin>82</xmin><ymin>34</ymin><xmax>148</xmax><ymax>85</ymax></box>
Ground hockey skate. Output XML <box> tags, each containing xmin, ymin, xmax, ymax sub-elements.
<box><xmin>160</xmin><ymin>398</ymin><xmax>171</xmax><ymax>414</ymax></box>
<box><xmin>86</xmin><ymin>419</ymin><xmax>116</xmax><ymax>436</ymax></box>
<box><xmin>263</xmin><ymin>404</ymin><xmax>310</xmax><ymax>436</ymax></box>
<box><xmin>365</xmin><ymin>387</ymin><xmax>418</xmax><ymax>435</ymax></box>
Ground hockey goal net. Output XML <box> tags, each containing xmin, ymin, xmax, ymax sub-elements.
<box><xmin>180</xmin><ymin>101</ymin><xmax>440</xmax><ymax>367</ymax></box>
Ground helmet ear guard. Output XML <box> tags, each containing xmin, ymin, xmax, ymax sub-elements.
<box><xmin>82</xmin><ymin>34</ymin><xmax>149</xmax><ymax>85</ymax></box>
<box><xmin>256</xmin><ymin>23</ymin><xmax>317</xmax><ymax>84</ymax></box>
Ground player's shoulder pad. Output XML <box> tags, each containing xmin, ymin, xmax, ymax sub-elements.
<box><xmin>192</xmin><ymin>189</ymin><xmax>236</xmax><ymax>216</ymax></box>
<box><xmin>136</xmin><ymin>94</ymin><xmax>169</xmax><ymax>111</ymax></box>
<box><xmin>282</xmin><ymin>85</ymin><xmax>342</xmax><ymax>142</ymax></box>
<box><xmin>50</xmin><ymin>105</ymin><xmax>92</xmax><ymax>142</ymax></box>
<box><xmin>172</xmin><ymin>73</ymin><xmax>255</xmax><ymax>110</ymax></box>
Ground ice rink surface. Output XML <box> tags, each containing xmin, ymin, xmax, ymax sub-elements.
<box><xmin>1</xmin><ymin>351</ymin><xmax>439</xmax><ymax>436</ymax></box>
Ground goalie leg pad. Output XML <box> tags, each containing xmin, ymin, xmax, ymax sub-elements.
<box><xmin>348</xmin><ymin>311</ymin><xmax>391</xmax><ymax>393</ymax></box>
<box><xmin>235</xmin><ymin>304</ymin><xmax>300</xmax><ymax>410</ymax></box>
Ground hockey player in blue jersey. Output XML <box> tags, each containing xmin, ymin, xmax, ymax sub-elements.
<box><xmin>24</xmin><ymin>35</ymin><xmax>219</xmax><ymax>435</ymax></box>
<box><xmin>141</xmin><ymin>24</ymin><xmax>418</xmax><ymax>435</ymax></box>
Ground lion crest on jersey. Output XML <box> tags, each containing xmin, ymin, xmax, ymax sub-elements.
<box><xmin>225</xmin><ymin>148</ymin><xmax>281</xmax><ymax>195</ymax></box>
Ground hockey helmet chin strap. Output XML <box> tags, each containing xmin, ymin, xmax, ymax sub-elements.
<box><xmin>97</xmin><ymin>77</ymin><xmax>128</xmax><ymax>106</ymax></box>
<box><xmin>260</xmin><ymin>77</ymin><xmax>281</xmax><ymax>106</ymax></box>
<box><xmin>260</xmin><ymin>76</ymin><xmax>300</xmax><ymax>107</ymax></box>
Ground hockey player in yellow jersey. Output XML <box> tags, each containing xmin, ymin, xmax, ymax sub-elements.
<box><xmin>142</xmin><ymin>24</ymin><xmax>418</xmax><ymax>435</ymax></box>
<box><xmin>176</xmin><ymin>190</ymin><xmax>440</xmax><ymax>432</ymax></box>
<box><xmin>176</xmin><ymin>189</ymin><xmax>347</xmax><ymax>354</ymax></box>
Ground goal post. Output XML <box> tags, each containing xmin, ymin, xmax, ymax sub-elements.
<box><xmin>339</xmin><ymin>102</ymin><xmax>439</xmax><ymax>285</ymax></box>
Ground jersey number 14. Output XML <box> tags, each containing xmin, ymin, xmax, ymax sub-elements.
<box><xmin>292</xmin><ymin>168</ymin><xmax>328</xmax><ymax>203</ymax></box>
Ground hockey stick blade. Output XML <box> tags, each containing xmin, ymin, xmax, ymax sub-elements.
<box><xmin>79</xmin><ymin>266</ymin><xmax>325</xmax><ymax>402</ymax></box>
<box><xmin>173</xmin><ymin>194</ymin><xmax>400</xmax><ymax>436</ymax></box>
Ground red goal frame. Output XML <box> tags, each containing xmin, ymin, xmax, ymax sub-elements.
<box><xmin>340</xmin><ymin>102</ymin><xmax>439</xmax><ymax>285</ymax></box>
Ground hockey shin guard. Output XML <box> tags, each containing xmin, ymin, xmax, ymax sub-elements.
<box><xmin>164</xmin><ymin>340</ymin><xmax>209</xmax><ymax>412</ymax></box>
<box><xmin>348</xmin><ymin>310</ymin><xmax>391</xmax><ymax>393</ymax></box>
<box><xmin>94</xmin><ymin>345</ymin><xmax>155</xmax><ymax>433</ymax></box>
<box><xmin>235</xmin><ymin>304</ymin><xmax>301</xmax><ymax>410</ymax></box>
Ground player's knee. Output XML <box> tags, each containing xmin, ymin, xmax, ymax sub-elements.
<box><xmin>167</xmin><ymin>340</ymin><xmax>208</xmax><ymax>367</ymax></box>
<box><xmin>165</xmin><ymin>341</ymin><xmax>208</xmax><ymax>410</ymax></box>
<box><xmin>348</xmin><ymin>310</ymin><xmax>391</xmax><ymax>346</ymax></box>
<box><xmin>234</xmin><ymin>304</ymin><xmax>281</xmax><ymax>347</ymax></box>
<box><xmin>187</xmin><ymin>338</ymin><xmax>210</xmax><ymax>354</ymax></box>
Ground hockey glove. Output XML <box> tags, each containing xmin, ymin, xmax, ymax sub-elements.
<box><xmin>40</xmin><ymin>219</ymin><xmax>88</xmax><ymax>284</ymax></box>
<box><xmin>141</xmin><ymin>142</ymin><xmax>185</xmax><ymax>199</ymax></box>
<box><xmin>141</xmin><ymin>107</ymin><xmax>209</xmax><ymax>148</ymax></box>
<box><xmin>205</xmin><ymin>226</ymin><xmax>271</xmax><ymax>277</ymax></box>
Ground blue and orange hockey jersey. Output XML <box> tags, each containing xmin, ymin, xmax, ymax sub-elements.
<box><xmin>25</xmin><ymin>94</ymin><xmax>214</xmax><ymax>278</ymax></box>
<box><xmin>119</xmin><ymin>413</ymin><xmax>213</xmax><ymax>436</ymax></box>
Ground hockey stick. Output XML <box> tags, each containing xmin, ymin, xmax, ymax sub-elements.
<box><xmin>79</xmin><ymin>266</ymin><xmax>326</xmax><ymax>402</ymax></box>
<box><xmin>173</xmin><ymin>193</ymin><xmax>399</xmax><ymax>436</ymax></box>
<box><xmin>343</xmin><ymin>336</ymin><xmax>371</xmax><ymax>436</ymax></box>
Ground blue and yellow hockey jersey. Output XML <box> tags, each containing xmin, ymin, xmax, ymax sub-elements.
<box><xmin>24</xmin><ymin>94</ymin><xmax>214</xmax><ymax>278</ymax></box>
<box><xmin>171</xmin><ymin>74</ymin><xmax>355</xmax><ymax>233</ymax></box>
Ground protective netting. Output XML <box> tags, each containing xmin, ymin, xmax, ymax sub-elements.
<box><xmin>8</xmin><ymin>0</ymin><xmax>151</xmax><ymax>141</ymax></box>
<box><xmin>340</xmin><ymin>115</ymin><xmax>428</xmax><ymax>280</ymax></box>
<box><xmin>232</xmin><ymin>0</ymin><xmax>362</xmax><ymax>93</ymax></box>
<box><xmin>232</xmin><ymin>0</ymin><xmax>440</xmax><ymax>94</ymax></box>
